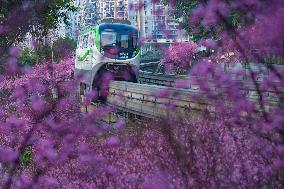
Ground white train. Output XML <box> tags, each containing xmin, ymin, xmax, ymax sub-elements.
<box><xmin>75</xmin><ymin>19</ymin><xmax>140</xmax><ymax>101</ymax></box>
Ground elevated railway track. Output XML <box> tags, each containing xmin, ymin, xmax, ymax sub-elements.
<box><xmin>83</xmin><ymin>61</ymin><xmax>283</xmax><ymax>121</ymax></box>
<box><xmin>106</xmin><ymin>80</ymin><xmax>282</xmax><ymax>118</ymax></box>
<box><xmin>85</xmin><ymin>80</ymin><xmax>282</xmax><ymax>123</ymax></box>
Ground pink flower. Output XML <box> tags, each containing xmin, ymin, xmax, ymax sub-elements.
<box><xmin>142</xmin><ymin>171</ymin><xmax>172</xmax><ymax>189</ymax></box>
<box><xmin>9</xmin><ymin>47</ymin><xmax>21</xmax><ymax>57</ymax></box>
<box><xmin>104</xmin><ymin>136</ymin><xmax>120</xmax><ymax>148</ymax></box>
<box><xmin>31</xmin><ymin>96</ymin><xmax>45</xmax><ymax>112</ymax></box>
<box><xmin>0</xmin><ymin>146</ymin><xmax>18</xmax><ymax>163</ymax></box>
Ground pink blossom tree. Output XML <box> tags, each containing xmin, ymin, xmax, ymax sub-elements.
<box><xmin>0</xmin><ymin>0</ymin><xmax>284</xmax><ymax>188</ymax></box>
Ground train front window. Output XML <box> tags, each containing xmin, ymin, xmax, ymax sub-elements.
<box><xmin>100</xmin><ymin>27</ymin><xmax>138</xmax><ymax>59</ymax></box>
<box><xmin>101</xmin><ymin>31</ymin><xmax>117</xmax><ymax>47</ymax></box>
<box><xmin>120</xmin><ymin>35</ymin><xmax>129</xmax><ymax>48</ymax></box>
<box><xmin>132</xmin><ymin>34</ymin><xmax>137</xmax><ymax>48</ymax></box>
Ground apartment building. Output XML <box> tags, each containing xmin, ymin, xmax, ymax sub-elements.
<box><xmin>20</xmin><ymin>0</ymin><xmax>94</xmax><ymax>48</ymax></box>
<box><xmin>68</xmin><ymin>0</ymin><xmax>88</xmax><ymax>39</ymax></box>
<box><xmin>129</xmin><ymin>0</ymin><xmax>189</xmax><ymax>41</ymax></box>
<box><xmin>84</xmin><ymin>0</ymin><xmax>99</xmax><ymax>26</ymax></box>
<box><xmin>67</xmin><ymin>0</ymin><xmax>188</xmax><ymax>41</ymax></box>
<box><xmin>117</xmin><ymin>0</ymin><xmax>128</xmax><ymax>19</ymax></box>
<box><xmin>68</xmin><ymin>0</ymin><xmax>129</xmax><ymax>39</ymax></box>
<box><xmin>97</xmin><ymin>0</ymin><xmax>128</xmax><ymax>19</ymax></box>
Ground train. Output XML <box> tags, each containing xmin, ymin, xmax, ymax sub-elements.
<box><xmin>75</xmin><ymin>19</ymin><xmax>140</xmax><ymax>101</ymax></box>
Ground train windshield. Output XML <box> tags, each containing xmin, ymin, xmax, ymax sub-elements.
<box><xmin>100</xmin><ymin>25</ymin><xmax>138</xmax><ymax>60</ymax></box>
<box><xmin>101</xmin><ymin>32</ymin><xmax>117</xmax><ymax>47</ymax></box>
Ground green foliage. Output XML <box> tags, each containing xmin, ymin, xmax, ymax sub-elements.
<box><xmin>19</xmin><ymin>48</ymin><xmax>39</xmax><ymax>66</ymax></box>
<box><xmin>0</xmin><ymin>0</ymin><xmax>76</xmax><ymax>55</ymax></box>
<box><xmin>35</xmin><ymin>44</ymin><xmax>53</xmax><ymax>63</ymax></box>
<box><xmin>53</xmin><ymin>36</ymin><xmax>77</xmax><ymax>62</ymax></box>
<box><xmin>165</xmin><ymin>0</ymin><xmax>212</xmax><ymax>41</ymax></box>
<box><xmin>19</xmin><ymin>36</ymin><xmax>76</xmax><ymax>67</ymax></box>
<box><xmin>2</xmin><ymin>164</ymin><xmax>11</xmax><ymax>173</ymax></box>
<box><xmin>165</xmin><ymin>0</ymin><xmax>244</xmax><ymax>41</ymax></box>
<box><xmin>20</xmin><ymin>146</ymin><xmax>33</xmax><ymax>166</ymax></box>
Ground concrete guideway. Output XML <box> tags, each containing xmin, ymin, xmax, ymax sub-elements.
<box><xmin>107</xmin><ymin>80</ymin><xmax>283</xmax><ymax>118</ymax></box>
<box><xmin>81</xmin><ymin>61</ymin><xmax>283</xmax><ymax>119</ymax></box>
<box><xmin>107</xmin><ymin>81</ymin><xmax>206</xmax><ymax>118</ymax></box>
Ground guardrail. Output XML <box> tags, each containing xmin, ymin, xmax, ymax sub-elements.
<box><xmin>107</xmin><ymin>80</ymin><xmax>283</xmax><ymax>118</ymax></box>
<box><xmin>139</xmin><ymin>61</ymin><xmax>160</xmax><ymax>69</ymax></box>
<box><xmin>139</xmin><ymin>71</ymin><xmax>181</xmax><ymax>87</ymax></box>
<box><xmin>138</xmin><ymin>70</ymin><xmax>271</xmax><ymax>87</ymax></box>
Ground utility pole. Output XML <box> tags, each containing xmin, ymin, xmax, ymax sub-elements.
<box><xmin>139</xmin><ymin>0</ymin><xmax>146</xmax><ymax>38</ymax></box>
<box><xmin>51</xmin><ymin>34</ymin><xmax>54</xmax><ymax>65</ymax></box>
<box><xmin>137</xmin><ymin>2</ymin><xmax>141</xmax><ymax>32</ymax></box>
<box><xmin>114</xmin><ymin>0</ymin><xmax>118</xmax><ymax>19</ymax></box>
<box><xmin>50</xmin><ymin>30</ymin><xmax>57</xmax><ymax>99</ymax></box>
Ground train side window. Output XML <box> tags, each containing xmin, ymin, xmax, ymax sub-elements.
<box><xmin>121</xmin><ymin>35</ymin><xmax>128</xmax><ymax>48</ymax></box>
<box><xmin>89</xmin><ymin>34</ymin><xmax>93</xmax><ymax>47</ymax></box>
<box><xmin>83</xmin><ymin>34</ymin><xmax>89</xmax><ymax>48</ymax></box>
<box><xmin>77</xmin><ymin>37</ymin><xmax>81</xmax><ymax>48</ymax></box>
<box><xmin>79</xmin><ymin>36</ymin><xmax>83</xmax><ymax>49</ymax></box>
<box><xmin>77</xmin><ymin>36</ymin><xmax>80</xmax><ymax>48</ymax></box>
<box><xmin>133</xmin><ymin>35</ymin><xmax>137</xmax><ymax>48</ymax></box>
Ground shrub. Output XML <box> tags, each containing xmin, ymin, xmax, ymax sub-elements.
<box><xmin>52</xmin><ymin>36</ymin><xmax>77</xmax><ymax>62</ymax></box>
<box><xmin>19</xmin><ymin>48</ymin><xmax>38</xmax><ymax>66</ymax></box>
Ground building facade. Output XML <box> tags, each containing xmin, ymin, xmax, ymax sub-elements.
<box><xmin>97</xmin><ymin>0</ymin><xmax>128</xmax><ymax>19</ymax></box>
<box><xmin>67</xmin><ymin>0</ymin><xmax>188</xmax><ymax>41</ymax></box>
<box><xmin>84</xmin><ymin>0</ymin><xmax>99</xmax><ymax>26</ymax></box>
<box><xmin>68</xmin><ymin>0</ymin><xmax>99</xmax><ymax>39</ymax></box>
<box><xmin>68</xmin><ymin>0</ymin><xmax>129</xmax><ymax>39</ymax></box>
<box><xmin>117</xmin><ymin>0</ymin><xmax>128</xmax><ymax>19</ymax></box>
<box><xmin>68</xmin><ymin>0</ymin><xmax>85</xmax><ymax>39</ymax></box>
<box><xmin>128</xmin><ymin>0</ymin><xmax>189</xmax><ymax>41</ymax></box>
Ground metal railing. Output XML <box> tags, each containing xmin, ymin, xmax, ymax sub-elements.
<box><xmin>139</xmin><ymin>61</ymin><xmax>160</xmax><ymax>69</ymax></box>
